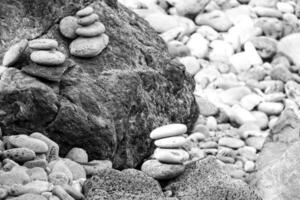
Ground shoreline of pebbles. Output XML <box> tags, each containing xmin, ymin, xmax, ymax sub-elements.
<box><xmin>0</xmin><ymin>133</ymin><xmax>112</xmax><ymax>200</ymax></box>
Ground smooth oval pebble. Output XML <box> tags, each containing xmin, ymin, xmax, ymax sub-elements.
<box><xmin>218</xmin><ymin>137</ymin><xmax>245</xmax><ymax>149</ymax></box>
<box><xmin>258</xmin><ymin>102</ymin><xmax>284</xmax><ymax>115</ymax></box>
<box><xmin>29</xmin><ymin>39</ymin><xmax>58</xmax><ymax>50</ymax></box>
<box><xmin>150</xmin><ymin>124</ymin><xmax>187</xmax><ymax>140</ymax></box>
<box><xmin>154</xmin><ymin>136</ymin><xmax>186</xmax><ymax>148</ymax></box>
<box><xmin>76</xmin><ymin>6</ymin><xmax>94</xmax><ymax>17</ymax></box>
<box><xmin>70</xmin><ymin>34</ymin><xmax>109</xmax><ymax>58</ymax></box>
<box><xmin>2</xmin><ymin>148</ymin><xmax>36</xmax><ymax>163</ymax></box>
<box><xmin>77</xmin><ymin>13</ymin><xmax>99</xmax><ymax>26</ymax></box>
<box><xmin>75</xmin><ymin>22</ymin><xmax>105</xmax><ymax>37</ymax></box>
<box><xmin>0</xmin><ymin>169</ymin><xmax>31</xmax><ymax>186</ymax></box>
<box><xmin>141</xmin><ymin>159</ymin><xmax>185</xmax><ymax>180</ymax></box>
<box><xmin>8</xmin><ymin>134</ymin><xmax>48</xmax><ymax>153</ymax></box>
<box><xmin>153</xmin><ymin>148</ymin><xmax>189</xmax><ymax>164</ymax></box>
<box><xmin>9</xmin><ymin>180</ymin><xmax>52</xmax><ymax>196</ymax></box>
<box><xmin>59</xmin><ymin>16</ymin><xmax>79</xmax><ymax>39</ymax></box>
<box><xmin>30</xmin><ymin>50</ymin><xmax>65</xmax><ymax>65</ymax></box>
<box><xmin>66</xmin><ymin>147</ymin><xmax>88</xmax><ymax>163</ymax></box>
<box><xmin>2</xmin><ymin>39</ymin><xmax>28</xmax><ymax>67</ymax></box>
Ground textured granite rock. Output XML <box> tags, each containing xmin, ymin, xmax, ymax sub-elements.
<box><xmin>83</xmin><ymin>168</ymin><xmax>165</xmax><ymax>200</ymax></box>
<box><xmin>0</xmin><ymin>0</ymin><xmax>198</xmax><ymax>169</ymax></box>
<box><xmin>165</xmin><ymin>157</ymin><xmax>262</xmax><ymax>200</ymax></box>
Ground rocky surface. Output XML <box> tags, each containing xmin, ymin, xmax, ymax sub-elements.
<box><xmin>165</xmin><ymin>157</ymin><xmax>262</xmax><ymax>200</ymax></box>
<box><xmin>0</xmin><ymin>0</ymin><xmax>198</xmax><ymax>169</ymax></box>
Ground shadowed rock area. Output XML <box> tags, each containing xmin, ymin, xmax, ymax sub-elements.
<box><xmin>0</xmin><ymin>0</ymin><xmax>198</xmax><ymax>169</ymax></box>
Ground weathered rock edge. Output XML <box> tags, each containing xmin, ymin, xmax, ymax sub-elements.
<box><xmin>0</xmin><ymin>0</ymin><xmax>198</xmax><ymax>169</ymax></box>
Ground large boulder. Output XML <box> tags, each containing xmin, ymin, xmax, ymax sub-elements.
<box><xmin>251</xmin><ymin>108</ymin><xmax>300</xmax><ymax>199</ymax></box>
<box><xmin>83</xmin><ymin>168</ymin><xmax>166</xmax><ymax>200</ymax></box>
<box><xmin>165</xmin><ymin>157</ymin><xmax>262</xmax><ymax>200</ymax></box>
<box><xmin>0</xmin><ymin>0</ymin><xmax>198</xmax><ymax>169</ymax></box>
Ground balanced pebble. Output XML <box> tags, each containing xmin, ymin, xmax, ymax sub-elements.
<box><xmin>76</xmin><ymin>6</ymin><xmax>94</xmax><ymax>17</ymax></box>
<box><xmin>141</xmin><ymin>159</ymin><xmax>185</xmax><ymax>180</ymax></box>
<box><xmin>150</xmin><ymin>123</ymin><xmax>187</xmax><ymax>140</ymax></box>
<box><xmin>154</xmin><ymin>148</ymin><xmax>189</xmax><ymax>164</ymax></box>
<box><xmin>154</xmin><ymin>136</ymin><xmax>186</xmax><ymax>148</ymax></box>
<box><xmin>2</xmin><ymin>39</ymin><xmax>28</xmax><ymax>67</ymax></box>
<box><xmin>77</xmin><ymin>13</ymin><xmax>99</xmax><ymax>26</ymax></box>
<box><xmin>30</xmin><ymin>50</ymin><xmax>66</xmax><ymax>66</ymax></box>
<box><xmin>70</xmin><ymin>34</ymin><xmax>109</xmax><ymax>58</ymax></box>
<box><xmin>75</xmin><ymin>22</ymin><xmax>105</xmax><ymax>37</ymax></box>
<box><xmin>29</xmin><ymin>39</ymin><xmax>58</xmax><ymax>50</ymax></box>
<box><xmin>59</xmin><ymin>16</ymin><xmax>79</xmax><ymax>39</ymax></box>
<box><xmin>8</xmin><ymin>134</ymin><xmax>48</xmax><ymax>153</ymax></box>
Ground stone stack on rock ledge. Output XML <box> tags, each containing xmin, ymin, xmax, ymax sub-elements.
<box><xmin>60</xmin><ymin>6</ymin><xmax>109</xmax><ymax>58</ymax></box>
<box><xmin>21</xmin><ymin>39</ymin><xmax>68</xmax><ymax>82</ymax></box>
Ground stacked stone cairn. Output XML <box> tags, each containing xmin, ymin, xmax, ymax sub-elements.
<box><xmin>59</xmin><ymin>6</ymin><xmax>109</xmax><ymax>58</ymax></box>
<box><xmin>141</xmin><ymin>124</ymin><xmax>205</xmax><ymax>180</ymax></box>
<box><xmin>0</xmin><ymin>133</ymin><xmax>112</xmax><ymax>200</ymax></box>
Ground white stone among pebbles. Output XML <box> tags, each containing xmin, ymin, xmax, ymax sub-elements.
<box><xmin>195</xmin><ymin>10</ymin><xmax>233</xmax><ymax>32</ymax></box>
<box><xmin>30</xmin><ymin>50</ymin><xmax>66</xmax><ymax>65</ymax></box>
<box><xmin>186</xmin><ymin>33</ymin><xmax>209</xmax><ymax>58</ymax></box>
<box><xmin>257</xmin><ymin>102</ymin><xmax>284</xmax><ymax>115</ymax></box>
<box><xmin>59</xmin><ymin>16</ymin><xmax>80</xmax><ymax>39</ymax></box>
<box><xmin>2</xmin><ymin>39</ymin><xmax>28</xmax><ymax>67</ymax></box>
<box><xmin>29</xmin><ymin>39</ymin><xmax>58</xmax><ymax>50</ymax></box>
<box><xmin>219</xmin><ymin>137</ymin><xmax>245</xmax><ymax>149</ymax></box>
<box><xmin>150</xmin><ymin>123</ymin><xmax>187</xmax><ymax>140</ymax></box>
<box><xmin>70</xmin><ymin>34</ymin><xmax>109</xmax><ymax>58</ymax></box>
<box><xmin>178</xmin><ymin>56</ymin><xmax>200</xmax><ymax>75</ymax></box>
<box><xmin>278</xmin><ymin>33</ymin><xmax>300</xmax><ymax>67</ymax></box>
<box><xmin>153</xmin><ymin>148</ymin><xmax>189</xmax><ymax>164</ymax></box>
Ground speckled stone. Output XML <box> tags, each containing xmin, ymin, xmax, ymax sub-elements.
<box><xmin>69</xmin><ymin>34</ymin><xmax>109</xmax><ymax>58</ymax></box>
<box><xmin>30</xmin><ymin>50</ymin><xmax>66</xmax><ymax>66</ymax></box>
<box><xmin>59</xmin><ymin>16</ymin><xmax>79</xmax><ymax>39</ymax></box>
<box><xmin>141</xmin><ymin>159</ymin><xmax>185</xmax><ymax>180</ymax></box>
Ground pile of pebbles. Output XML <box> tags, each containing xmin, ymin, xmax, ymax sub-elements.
<box><xmin>59</xmin><ymin>6</ymin><xmax>109</xmax><ymax>58</ymax></box>
<box><xmin>141</xmin><ymin>124</ymin><xmax>205</xmax><ymax>180</ymax></box>
<box><xmin>0</xmin><ymin>133</ymin><xmax>112</xmax><ymax>200</ymax></box>
<box><xmin>29</xmin><ymin>39</ymin><xmax>66</xmax><ymax>66</ymax></box>
<box><xmin>121</xmin><ymin>0</ymin><xmax>300</xmax><ymax>182</ymax></box>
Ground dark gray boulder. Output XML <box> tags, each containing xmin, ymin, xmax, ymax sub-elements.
<box><xmin>0</xmin><ymin>0</ymin><xmax>198</xmax><ymax>168</ymax></box>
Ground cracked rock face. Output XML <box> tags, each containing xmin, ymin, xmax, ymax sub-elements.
<box><xmin>0</xmin><ymin>0</ymin><xmax>198</xmax><ymax>169</ymax></box>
